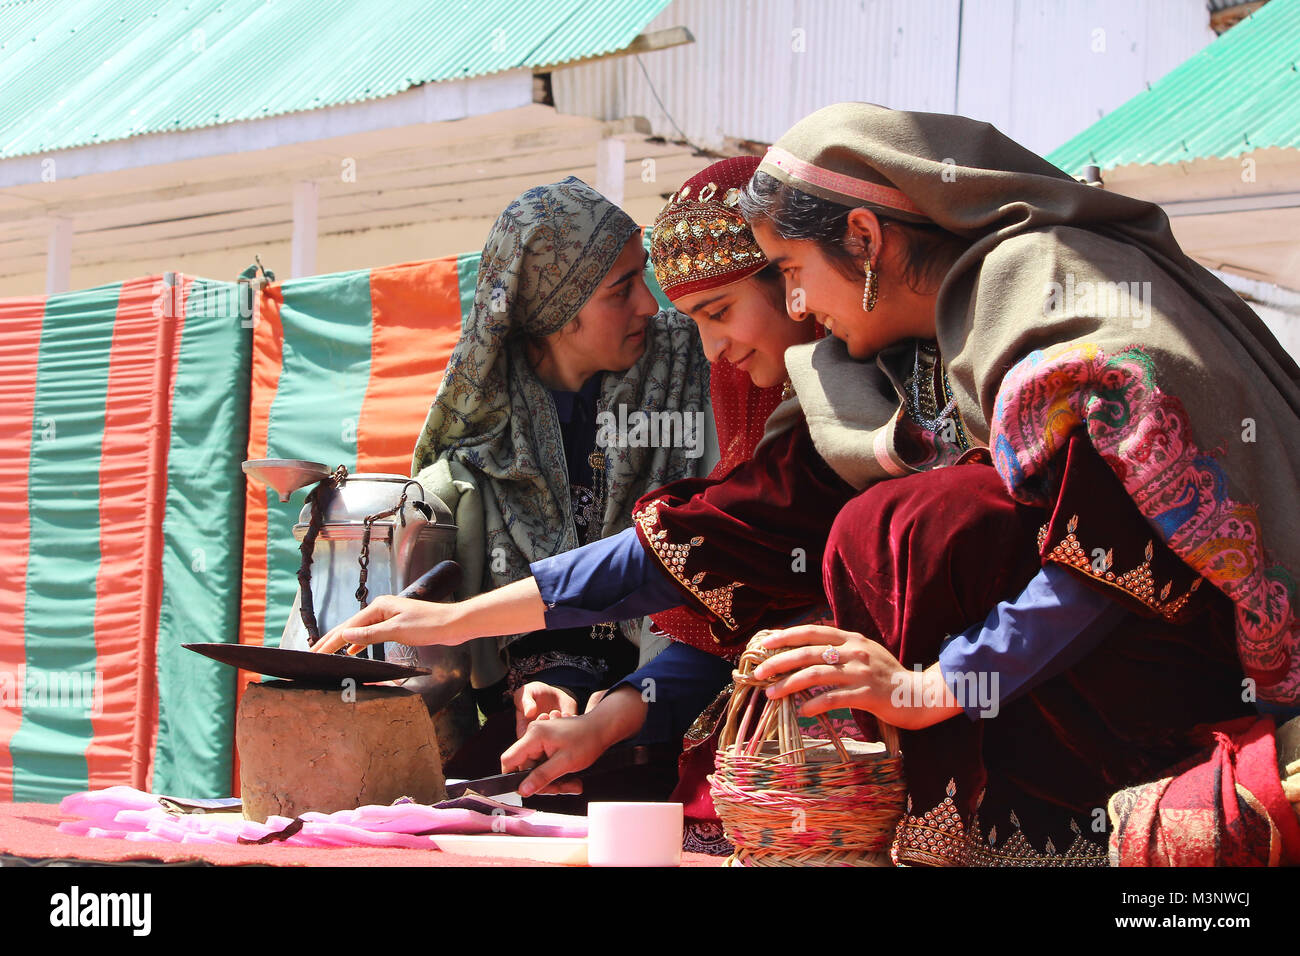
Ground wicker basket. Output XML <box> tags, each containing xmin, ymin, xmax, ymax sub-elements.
<box><xmin>710</xmin><ymin>634</ymin><xmax>906</xmax><ymax>866</ymax></box>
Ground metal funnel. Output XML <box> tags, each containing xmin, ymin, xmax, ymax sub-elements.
<box><xmin>242</xmin><ymin>459</ymin><xmax>332</xmax><ymax>502</ymax></box>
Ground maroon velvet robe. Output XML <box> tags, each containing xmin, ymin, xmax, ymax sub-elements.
<box><xmin>639</xmin><ymin>426</ymin><xmax>1252</xmax><ymax>865</ymax></box>
<box><xmin>632</xmin><ymin>419</ymin><xmax>858</xmax><ymax>653</ymax></box>
<box><xmin>826</xmin><ymin>437</ymin><xmax>1251</xmax><ymax>864</ymax></box>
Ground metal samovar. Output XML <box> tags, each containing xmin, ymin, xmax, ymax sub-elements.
<box><xmin>242</xmin><ymin>459</ymin><xmax>470</xmax><ymax>712</ymax></box>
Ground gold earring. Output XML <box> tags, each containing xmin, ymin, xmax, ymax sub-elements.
<box><xmin>862</xmin><ymin>260</ymin><xmax>878</xmax><ymax>312</ymax></box>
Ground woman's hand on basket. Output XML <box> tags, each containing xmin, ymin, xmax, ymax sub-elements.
<box><xmin>752</xmin><ymin>626</ymin><xmax>961</xmax><ymax>731</ymax></box>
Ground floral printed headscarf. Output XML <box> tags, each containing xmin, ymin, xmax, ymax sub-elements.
<box><xmin>412</xmin><ymin>177</ymin><xmax>711</xmax><ymax>644</ymax></box>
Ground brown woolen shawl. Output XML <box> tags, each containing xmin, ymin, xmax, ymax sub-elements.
<box><xmin>757</xmin><ymin>102</ymin><xmax>1300</xmax><ymax>704</ymax></box>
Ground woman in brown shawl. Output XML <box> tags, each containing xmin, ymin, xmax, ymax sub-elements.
<box><xmin>740</xmin><ymin>101</ymin><xmax>1300</xmax><ymax>713</ymax></box>
<box><xmin>739</xmin><ymin>102</ymin><xmax>1300</xmax><ymax>864</ymax></box>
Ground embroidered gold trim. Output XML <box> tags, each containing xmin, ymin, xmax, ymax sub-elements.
<box><xmin>1038</xmin><ymin>515</ymin><xmax>1202</xmax><ymax>622</ymax></box>
<box><xmin>892</xmin><ymin>779</ymin><xmax>1108</xmax><ymax>867</ymax></box>
<box><xmin>634</xmin><ymin>498</ymin><xmax>741</xmax><ymax>632</ymax></box>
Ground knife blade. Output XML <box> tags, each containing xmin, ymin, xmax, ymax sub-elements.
<box><xmin>443</xmin><ymin>743</ymin><xmax>671</xmax><ymax>799</ymax></box>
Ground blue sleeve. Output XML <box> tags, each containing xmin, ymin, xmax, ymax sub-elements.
<box><xmin>603</xmin><ymin>641</ymin><xmax>734</xmax><ymax>746</ymax></box>
<box><xmin>530</xmin><ymin>527</ymin><xmax>685</xmax><ymax>628</ymax></box>
<box><xmin>937</xmin><ymin>564</ymin><xmax>1130</xmax><ymax>720</ymax></box>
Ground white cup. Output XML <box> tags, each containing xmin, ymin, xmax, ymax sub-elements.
<box><xmin>586</xmin><ymin>802</ymin><xmax>683</xmax><ymax>867</ymax></box>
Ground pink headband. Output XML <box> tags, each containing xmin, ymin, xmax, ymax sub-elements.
<box><xmin>763</xmin><ymin>146</ymin><xmax>923</xmax><ymax>216</ymax></box>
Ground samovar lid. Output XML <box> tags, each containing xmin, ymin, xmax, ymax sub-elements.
<box><xmin>242</xmin><ymin>459</ymin><xmax>331</xmax><ymax>502</ymax></box>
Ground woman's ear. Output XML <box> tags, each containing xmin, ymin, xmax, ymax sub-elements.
<box><xmin>844</xmin><ymin>208</ymin><xmax>884</xmax><ymax>264</ymax></box>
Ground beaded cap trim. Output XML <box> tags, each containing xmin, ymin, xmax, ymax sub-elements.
<box><xmin>649</xmin><ymin>182</ymin><xmax>767</xmax><ymax>298</ymax></box>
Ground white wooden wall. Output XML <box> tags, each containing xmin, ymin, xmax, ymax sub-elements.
<box><xmin>553</xmin><ymin>0</ymin><xmax>1215</xmax><ymax>158</ymax></box>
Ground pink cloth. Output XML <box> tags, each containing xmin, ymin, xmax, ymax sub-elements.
<box><xmin>57</xmin><ymin>787</ymin><xmax>587</xmax><ymax>849</ymax></box>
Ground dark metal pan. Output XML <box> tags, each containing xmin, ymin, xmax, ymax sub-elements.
<box><xmin>182</xmin><ymin>642</ymin><xmax>430</xmax><ymax>685</ymax></box>
<box><xmin>184</xmin><ymin>560</ymin><xmax>463</xmax><ymax>685</ymax></box>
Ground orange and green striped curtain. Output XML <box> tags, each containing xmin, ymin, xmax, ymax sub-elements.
<box><xmin>237</xmin><ymin>256</ymin><xmax>469</xmax><ymax>687</ymax></box>
<box><xmin>0</xmin><ymin>238</ymin><xmax>660</xmax><ymax>802</ymax></box>
<box><xmin>0</xmin><ymin>274</ymin><xmax>250</xmax><ymax>803</ymax></box>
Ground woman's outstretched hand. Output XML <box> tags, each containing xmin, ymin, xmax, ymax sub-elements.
<box><xmin>308</xmin><ymin>576</ymin><xmax>549</xmax><ymax>656</ymax></box>
<box><xmin>310</xmin><ymin>596</ymin><xmax>456</xmax><ymax>655</ymax></box>
<box><xmin>752</xmin><ymin>625</ymin><xmax>961</xmax><ymax>731</ymax></box>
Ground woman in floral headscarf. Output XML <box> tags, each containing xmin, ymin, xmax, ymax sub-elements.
<box><xmin>408</xmin><ymin>176</ymin><xmax>711</xmax><ymax>786</ymax></box>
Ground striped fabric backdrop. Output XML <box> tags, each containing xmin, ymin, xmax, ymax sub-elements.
<box><xmin>236</xmin><ymin>257</ymin><xmax>469</xmax><ymax>717</ymax></box>
<box><xmin>0</xmin><ymin>235</ymin><xmax>664</xmax><ymax>803</ymax></box>
<box><xmin>0</xmin><ymin>275</ymin><xmax>249</xmax><ymax>803</ymax></box>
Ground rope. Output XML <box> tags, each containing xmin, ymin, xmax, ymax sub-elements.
<box><xmin>296</xmin><ymin>465</ymin><xmax>348</xmax><ymax>646</ymax></box>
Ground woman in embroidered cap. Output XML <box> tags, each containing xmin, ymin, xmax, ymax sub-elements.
<box><xmin>317</xmin><ymin>158</ymin><xmax>859</xmax><ymax>812</ymax></box>
<box><xmin>431</xmin><ymin>159</ymin><xmax>832</xmax><ymax>839</ymax></box>
<box><xmin>405</xmin><ymin>176</ymin><xmax>711</xmax><ymax>793</ymax></box>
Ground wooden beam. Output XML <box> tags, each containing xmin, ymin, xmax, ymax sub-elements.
<box><xmin>0</xmin><ymin>158</ymin><xmax>705</xmax><ymax>276</ymax></box>
<box><xmin>291</xmin><ymin>181</ymin><xmax>318</xmax><ymax>279</ymax></box>
<box><xmin>0</xmin><ymin>116</ymin><xmax>656</xmax><ymax>228</ymax></box>
<box><xmin>543</xmin><ymin>27</ymin><xmax>695</xmax><ymax>70</ymax></box>
<box><xmin>0</xmin><ymin>145</ymin><xmax>702</xmax><ymax>251</ymax></box>
<box><xmin>1161</xmin><ymin>191</ymin><xmax>1300</xmax><ymax>217</ymax></box>
<box><xmin>45</xmin><ymin>218</ymin><xmax>72</xmax><ymax>294</ymax></box>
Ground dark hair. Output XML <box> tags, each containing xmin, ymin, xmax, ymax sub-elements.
<box><xmin>740</xmin><ymin>170</ymin><xmax>967</xmax><ymax>294</ymax></box>
<box><xmin>518</xmin><ymin>310</ymin><xmax>583</xmax><ymax>376</ymax></box>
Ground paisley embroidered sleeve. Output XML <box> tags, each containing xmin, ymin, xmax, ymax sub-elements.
<box><xmin>1037</xmin><ymin>431</ymin><xmax>1207</xmax><ymax>622</ymax></box>
<box><xmin>632</xmin><ymin>420</ymin><xmax>857</xmax><ymax>651</ymax></box>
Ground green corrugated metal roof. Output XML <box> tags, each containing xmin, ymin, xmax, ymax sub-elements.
<box><xmin>0</xmin><ymin>0</ymin><xmax>670</xmax><ymax>160</ymax></box>
<box><xmin>1048</xmin><ymin>0</ymin><xmax>1300</xmax><ymax>174</ymax></box>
